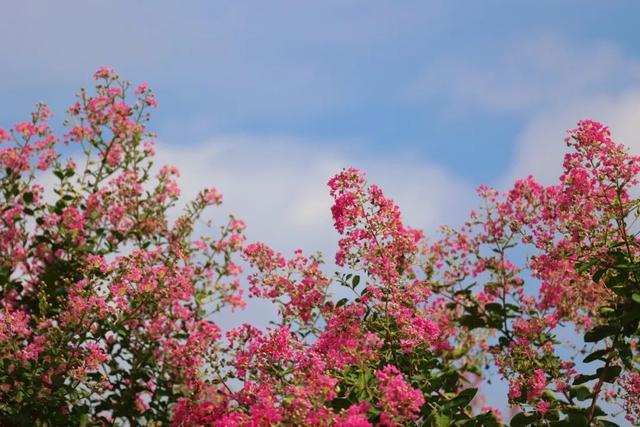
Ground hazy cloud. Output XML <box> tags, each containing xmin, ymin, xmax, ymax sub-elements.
<box><xmin>155</xmin><ymin>134</ymin><xmax>476</xmax><ymax>258</ymax></box>
<box><xmin>502</xmin><ymin>91</ymin><xmax>640</xmax><ymax>188</ymax></box>
<box><xmin>408</xmin><ymin>35</ymin><xmax>640</xmax><ymax>114</ymax></box>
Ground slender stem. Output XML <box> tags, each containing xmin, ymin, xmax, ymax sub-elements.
<box><xmin>586</xmin><ymin>334</ymin><xmax>619</xmax><ymax>424</ymax></box>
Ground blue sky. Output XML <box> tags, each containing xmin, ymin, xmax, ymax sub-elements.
<box><xmin>3</xmin><ymin>4</ymin><xmax>640</xmax><ymax>186</ymax></box>
<box><xmin>4</xmin><ymin>0</ymin><xmax>640</xmax><ymax>286</ymax></box>
<box><xmin>5</xmin><ymin>0</ymin><xmax>640</xmax><ymax>275</ymax></box>
<box><xmin>4</xmin><ymin>1</ymin><xmax>640</xmax><ymax>419</ymax></box>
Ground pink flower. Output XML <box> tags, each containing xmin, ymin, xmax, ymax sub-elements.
<box><xmin>85</xmin><ymin>343</ymin><xmax>109</xmax><ymax>371</ymax></box>
<box><xmin>622</xmin><ymin>373</ymin><xmax>640</xmax><ymax>424</ymax></box>
<box><xmin>335</xmin><ymin>402</ymin><xmax>372</xmax><ymax>427</ymax></box>
<box><xmin>527</xmin><ymin>369</ymin><xmax>547</xmax><ymax>401</ymax></box>
<box><xmin>537</xmin><ymin>400</ymin><xmax>551</xmax><ymax>415</ymax></box>
<box><xmin>203</xmin><ymin>187</ymin><xmax>223</xmax><ymax>205</ymax></box>
<box><xmin>0</xmin><ymin>128</ymin><xmax>10</xmax><ymax>142</ymax></box>
<box><xmin>375</xmin><ymin>365</ymin><xmax>424</xmax><ymax>425</ymax></box>
<box><xmin>94</xmin><ymin>66</ymin><xmax>116</xmax><ymax>79</ymax></box>
<box><xmin>135</xmin><ymin>82</ymin><xmax>149</xmax><ymax>95</ymax></box>
<box><xmin>508</xmin><ymin>381</ymin><xmax>522</xmax><ymax>400</ymax></box>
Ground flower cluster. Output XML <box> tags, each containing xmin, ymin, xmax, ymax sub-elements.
<box><xmin>0</xmin><ymin>69</ymin><xmax>244</xmax><ymax>425</ymax></box>
<box><xmin>244</xmin><ymin>244</ymin><xmax>330</xmax><ymax>324</ymax></box>
<box><xmin>375</xmin><ymin>365</ymin><xmax>425</xmax><ymax>425</ymax></box>
<box><xmin>4</xmin><ymin>69</ymin><xmax>640</xmax><ymax>426</ymax></box>
<box><xmin>622</xmin><ymin>372</ymin><xmax>640</xmax><ymax>424</ymax></box>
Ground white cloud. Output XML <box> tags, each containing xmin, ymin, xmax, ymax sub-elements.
<box><xmin>407</xmin><ymin>33</ymin><xmax>640</xmax><ymax>190</ymax></box>
<box><xmin>489</xmin><ymin>91</ymin><xmax>640</xmax><ymax>423</ymax></box>
<box><xmin>154</xmin><ymin>135</ymin><xmax>476</xmax><ymax>330</ymax></box>
<box><xmin>408</xmin><ymin>35</ymin><xmax>640</xmax><ymax>114</ymax></box>
<box><xmin>155</xmin><ymin>135</ymin><xmax>475</xmax><ymax>259</ymax></box>
<box><xmin>0</xmin><ymin>0</ymin><xmax>442</xmax><ymax>122</ymax></box>
<box><xmin>501</xmin><ymin>91</ymin><xmax>640</xmax><ymax>188</ymax></box>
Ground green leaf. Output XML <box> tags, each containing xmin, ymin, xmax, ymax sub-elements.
<box><xmin>510</xmin><ymin>412</ymin><xmax>540</xmax><ymax>427</ymax></box>
<box><xmin>584</xmin><ymin>325</ymin><xmax>619</xmax><ymax>343</ymax></box>
<box><xmin>599</xmin><ymin>306</ymin><xmax>615</xmax><ymax>315</ymax></box>
<box><xmin>466</xmin><ymin>412</ymin><xmax>501</xmax><ymax>427</ymax></box>
<box><xmin>563</xmin><ymin>406</ymin><xmax>590</xmax><ymax>426</ymax></box>
<box><xmin>440</xmin><ymin>388</ymin><xmax>477</xmax><ymax>411</ymax></box>
<box><xmin>596</xmin><ymin>420</ymin><xmax>620</xmax><ymax>427</ymax></box>
<box><xmin>592</xmin><ymin>268</ymin><xmax>607</xmax><ymax>283</ymax></box>
<box><xmin>632</xmin><ymin>293</ymin><xmax>640</xmax><ymax>304</ymax></box>
<box><xmin>432</xmin><ymin>413</ymin><xmax>452</xmax><ymax>427</ymax></box>
<box><xmin>485</xmin><ymin>303</ymin><xmax>503</xmax><ymax>313</ymax></box>
<box><xmin>460</xmin><ymin>314</ymin><xmax>486</xmax><ymax>329</ymax></box>
<box><xmin>569</xmin><ymin>385</ymin><xmax>592</xmax><ymax>401</ymax></box>
<box><xmin>352</xmin><ymin>275</ymin><xmax>360</xmax><ymax>288</ymax></box>
<box><xmin>583</xmin><ymin>349</ymin><xmax>609</xmax><ymax>363</ymax></box>
<box><xmin>336</xmin><ymin>297</ymin><xmax>348</xmax><ymax>308</ymax></box>
<box><xmin>430</xmin><ymin>369</ymin><xmax>460</xmax><ymax>391</ymax></box>
<box><xmin>328</xmin><ymin>397</ymin><xmax>351</xmax><ymax>411</ymax></box>
<box><xmin>549</xmin><ymin>419</ymin><xmax>574</xmax><ymax>427</ymax></box>
<box><xmin>454</xmin><ymin>387</ymin><xmax>478</xmax><ymax>407</ymax></box>
<box><xmin>596</xmin><ymin>365</ymin><xmax>621</xmax><ymax>383</ymax></box>
<box><xmin>573</xmin><ymin>373</ymin><xmax>597</xmax><ymax>385</ymax></box>
<box><xmin>576</xmin><ymin>259</ymin><xmax>598</xmax><ymax>273</ymax></box>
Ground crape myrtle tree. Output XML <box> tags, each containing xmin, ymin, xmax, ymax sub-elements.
<box><xmin>0</xmin><ymin>68</ymin><xmax>639</xmax><ymax>426</ymax></box>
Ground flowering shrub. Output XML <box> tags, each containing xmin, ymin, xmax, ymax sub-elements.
<box><xmin>1</xmin><ymin>69</ymin><xmax>639</xmax><ymax>426</ymax></box>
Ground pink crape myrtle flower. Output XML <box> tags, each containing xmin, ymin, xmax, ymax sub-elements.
<box><xmin>4</xmin><ymin>67</ymin><xmax>640</xmax><ymax>426</ymax></box>
<box><xmin>375</xmin><ymin>365</ymin><xmax>425</xmax><ymax>426</ymax></box>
